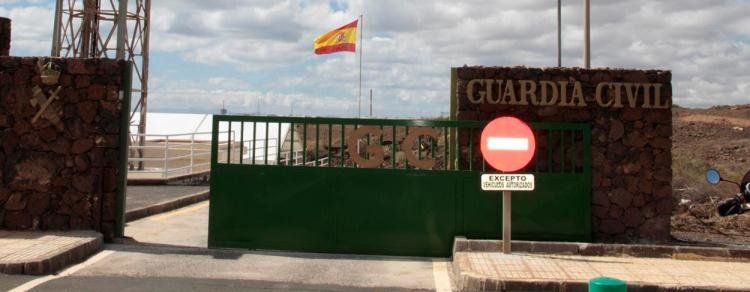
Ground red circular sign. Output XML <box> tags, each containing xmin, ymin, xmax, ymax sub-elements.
<box><xmin>480</xmin><ymin>116</ymin><xmax>536</xmax><ymax>172</ymax></box>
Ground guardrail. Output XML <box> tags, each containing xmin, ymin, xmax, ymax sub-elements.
<box><xmin>127</xmin><ymin>131</ymin><xmax>227</xmax><ymax>178</ymax></box>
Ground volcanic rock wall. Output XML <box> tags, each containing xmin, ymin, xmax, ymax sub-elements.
<box><xmin>0</xmin><ymin>18</ymin><xmax>9</xmax><ymax>56</ymax></box>
<box><xmin>0</xmin><ymin>57</ymin><xmax>127</xmax><ymax>239</ymax></box>
<box><xmin>454</xmin><ymin>66</ymin><xmax>673</xmax><ymax>242</ymax></box>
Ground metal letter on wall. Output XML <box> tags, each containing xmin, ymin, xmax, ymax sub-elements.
<box><xmin>402</xmin><ymin>127</ymin><xmax>440</xmax><ymax>169</ymax></box>
<box><xmin>347</xmin><ymin>126</ymin><xmax>384</xmax><ymax>168</ymax></box>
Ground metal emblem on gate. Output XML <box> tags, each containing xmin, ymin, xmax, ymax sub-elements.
<box><xmin>346</xmin><ymin>126</ymin><xmax>440</xmax><ymax>169</ymax></box>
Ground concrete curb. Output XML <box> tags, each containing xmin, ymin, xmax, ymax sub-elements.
<box><xmin>452</xmin><ymin>270</ymin><xmax>747</xmax><ymax>292</ymax></box>
<box><xmin>127</xmin><ymin>171</ymin><xmax>210</xmax><ymax>186</ymax></box>
<box><xmin>452</xmin><ymin>237</ymin><xmax>750</xmax><ymax>262</ymax></box>
<box><xmin>125</xmin><ymin>190</ymin><xmax>210</xmax><ymax>222</ymax></box>
<box><xmin>0</xmin><ymin>231</ymin><xmax>102</xmax><ymax>275</ymax></box>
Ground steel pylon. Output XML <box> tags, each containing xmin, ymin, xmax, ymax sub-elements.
<box><xmin>50</xmin><ymin>0</ymin><xmax>150</xmax><ymax>170</ymax></box>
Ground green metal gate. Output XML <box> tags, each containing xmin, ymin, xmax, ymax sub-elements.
<box><xmin>209</xmin><ymin>116</ymin><xmax>590</xmax><ymax>257</ymax></box>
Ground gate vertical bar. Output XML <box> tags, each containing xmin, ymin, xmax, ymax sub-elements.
<box><xmin>265</xmin><ymin>122</ymin><xmax>269</xmax><ymax>165</ymax></box>
<box><xmin>571</xmin><ymin>130</ymin><xmax>576</xmax><ymax>171</ymax></box>
<box><xmin>547</xmin><ymin>130</ymin><xmax>553</xmax><ymax>172</ymax></box>
<box><xmin>560</xmin><ymin>129</ymin><xmax>565</xmax><ymax>172</ymax></box>
<box><xmin>392</xmin><ymin>125</ymin><xmax>396</xmax><ymax>169</ymax></box>
<box><xmin>379</xmin><ymin>126</ymin><xmax>383</xmax><ymax>168</ymax></box>
<box><xmin>340</xmin><ymin>124</ymin><xmax>345</xmax><ymax>167</ymax></box>
<box><xmin>251</xmin><ymin>122</ymin><xmax>256</xmax><ymax>165</ymax></box>
<box><xmin>327</xmin><ymin>124</ymin><xmax>332</xmax><ymax>167</ymax></box>
<box><xmin>353</xmin><ymin>124</ymin><xmax>357</xmax><ymax>168</ymax></box>
<box><xmin>302</xmin><ymin>123</ymin><xmax>307</xmax><ymax>165</ymax></box>
<box><xmin>227</xmin><ymin>122</ymin><xmax>232</xmax><ymax>164</ymax></box>
<box><xmin>430</xmin><ymin>133</ymin><xmax>435</xmax><ymax>160</ymax></box>
<box><xmin>468</xmin><ymin>129</ymin><xmax>474</xmax><ymax>170</ymax></box>
<box><xmin>443</xmin><ymin>127</ymin><xmax>448</xmax><ymax>169</ymax></box>
<box><xmin>289</xmin><ymin>123</ymin><xmax>294</xmax><ymax>166</ymax></box>
<box><xmin>277</xmin><ymin>122</ymin><xmax>281</xmax><ymax>165</ymax></box>
<box><xmin>239</xmin><ymin>122</ymin><xmax>244</xmax><ymax>165</ymax></box>
<box><xmin>405</xmin><ymin>126</ymin><xmax>409</xmax><ymax>169</ymax></box>
<box><xmin>418</xmin><ymin>135</ymin><xmax>422</xmax><ymax>161</ymax></box>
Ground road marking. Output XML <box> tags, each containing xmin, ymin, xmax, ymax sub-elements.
<box><xmin>150</xmin><ymin>201</ymin><xmax>209</xmax><ymax>222</ymax></box>
<box><xmin>487</xmin><ymin>137</ymin><xmax>529</xmax><ymax>151</ymax></box>
<box><xmin>9</xmin><ymin>250</ymin><xmax>114</xmax><ymax>292</ymax></box>
<box><xmin>432</xmin><ymin>259</ymin><xmax>453</xmax><ymax>292</ymax></box>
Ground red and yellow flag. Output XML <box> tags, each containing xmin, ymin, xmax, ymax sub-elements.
<box><xmin>314</xmin><ymin>20</ymin><xmax>358</xmax><ymax>55</ymax></box>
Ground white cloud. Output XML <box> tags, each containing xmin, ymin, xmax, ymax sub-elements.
<box><xmin>2</xmin><ymin>6</ymin><xmax>53</xmax><ymax>56</ymax></box>
<box><xmin>3</xmin><ymin>0</ymin><xmax>750</xmax><ymax>114</ymax></box>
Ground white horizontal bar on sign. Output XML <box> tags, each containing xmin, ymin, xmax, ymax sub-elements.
<box><xmin>487</xmin><ymin>137</ymin><xmax>529</xmax><ymax>151</ymax></box>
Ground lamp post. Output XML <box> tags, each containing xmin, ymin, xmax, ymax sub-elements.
<box><xmin>583</xmin><ymin>0</ymin><xmax>590</xmax><ymax>68</ymax></box>
<box><xmin>558</xmin><ymin>0</ymin><xmax>561</xmax><ymax>67</ymax></box>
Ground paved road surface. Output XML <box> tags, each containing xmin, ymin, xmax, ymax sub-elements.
<box><xmin>126</xmin><ymin>200</ymin><xmax>209</xmax><ymax>247</ymax></box>
<box><xmin>126</xmin><ymin>186</ymin><xmax>210</xmax><ymax>212</ymax></box>
<box><xmin>5</xmin><ymin>201</ymin><xmax>452</xmax><ymax>292</ymax></box>
<box><xmin>1</xmin><ymin>275</ymin><xmax>40</xmax><ymax>291</ymax></box>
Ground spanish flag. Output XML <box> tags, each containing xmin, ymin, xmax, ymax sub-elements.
<box><xmin>314</xmin><ymin>20</ymin><xmax>358</xmax><ymax>55</ymax></box>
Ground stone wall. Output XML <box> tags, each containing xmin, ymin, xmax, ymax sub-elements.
<box><xmin>0</xmin><ymin>57</ymin><xmax>127</xmax><ymax>239</ymax></box>
<box><xmin>0</xmin><ymin>18</ymin><xmax>9</xmax><ymax>56</ymax></box>
<box><xmin>454</xmin><ymin>66</ymin><xmax>673</xmax><ymax>242</ymax></box>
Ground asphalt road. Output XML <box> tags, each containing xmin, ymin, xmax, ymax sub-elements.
<box><xmin>126</xmin><ymin>186</ymin><xmax>210</xmax><ymax>212</ymax></box>
<box><xmin>1</xmin><ymin>274</ymin><xmax>40</xmax><ymax>291</ymax></box>
<box><xmin>31</xmin><ymin>276</ymin><xmax>432</xmax><ymax>291</ymax></box>
<box><xmin>6</xmin><ymin>201</ymin><xmax>452</xmax><ymax>292</ymax></box>
<box><xmin>125</xmin><ymin>200</ymin><xmax>209</xmax><ymax>247</ymax></box>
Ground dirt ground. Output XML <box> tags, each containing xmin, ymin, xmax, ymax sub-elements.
<box><xmin>671</xmin><ymin>104</ymin><xmax>750</xmax><ymax>247</ymax></box>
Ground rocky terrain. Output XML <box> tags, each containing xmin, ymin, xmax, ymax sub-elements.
<box><xmin>671</xmin><ymin>104</ymin><xmax>750</xmax><ymax>247</ymax></box>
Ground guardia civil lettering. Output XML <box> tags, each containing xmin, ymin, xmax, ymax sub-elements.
<box><xmin>466</xmin><ymin>79</ymin><xmax>670</xmax><ymax>109</ymax></box>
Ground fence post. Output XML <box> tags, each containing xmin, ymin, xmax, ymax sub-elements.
<box><xmin>163</xmin><ymin>135</ymin><xmax>169</xmax><ymax>178</ymax></box>
<box><xmin>190</xmin><ymin>133</ymin><xmax>195</xmax><ymax>173</ymax></box>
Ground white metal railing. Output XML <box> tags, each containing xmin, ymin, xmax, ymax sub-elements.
<box><xmin>238</xmin><ymin>138</ymin><xmax>281</xmax><ymax>165</ymax></box>
<box><xmin>128</xmin><ymin>130</ymin><xmax>288</xmax><ymax>179</ymax></box>
<box><xmin>275</xmin><ymin>151</ymin><xmax>328</xmax><ymax>167</ymax></box>
<box><xmin>128</xmin><ymin>131</ymin><xmax>230</xmax><ymax>178</ymax></box>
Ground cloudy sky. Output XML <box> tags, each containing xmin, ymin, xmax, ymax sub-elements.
<box><xmin>1</xmin><ymin>0</ymin><xmax>749</xmax><ymax>117</ymax></box>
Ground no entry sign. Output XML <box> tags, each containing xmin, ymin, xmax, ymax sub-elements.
<box><xmin>480</xmin><ymin>116</ymin><xmax>536</xmax><ymax>172</ymax></box>
<box><xmin>479</xmin><ymin>116</ymin><xmax>537</xmax><ymax>254</ymax></box>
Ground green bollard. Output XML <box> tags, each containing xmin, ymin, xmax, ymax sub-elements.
<box><xmin>589</xmin><ymin>277</ymin><xmax>626</xmax><ymax>292</ymax></box>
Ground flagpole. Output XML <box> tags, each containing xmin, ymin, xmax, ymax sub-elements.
<box><xmin>358</xmin><ymin>14</ymin><xmax>363</xmax><ymax>118</ymax></box>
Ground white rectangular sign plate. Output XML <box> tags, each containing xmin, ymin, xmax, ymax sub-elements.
<box><xmin>487</xmin><ymin>137</ymin><xmax>529</xmax><ymax>151</ymax></box>
<box><xmin>481</xmin><ymin>174</ymin><xmax>535</xmax><ymax>191</ymax></box>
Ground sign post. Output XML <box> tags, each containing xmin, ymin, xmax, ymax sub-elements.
<box><xmin>479</xmin><ymin>117</ymin><xmax>537</xmax><ymax>253</ymax></box>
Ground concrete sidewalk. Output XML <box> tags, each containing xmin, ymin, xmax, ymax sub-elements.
<box><xmin>0</xmin><ymin>230</ymin><xmax>101</xmax><ymax>275</ymax></box>
<box><xmin>452</xmin><ymin>239</ymin><xmax>750</xmax><ymax>291</ymax></box>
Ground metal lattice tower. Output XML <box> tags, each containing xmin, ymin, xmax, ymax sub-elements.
<box><xmin>50</xmin><ymin>0</ymin><xmax>150</xmax><ymax>169</ymax></box>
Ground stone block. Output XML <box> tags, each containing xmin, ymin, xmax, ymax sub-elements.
<box><xmin>4</xmin><ymin>192</ymin><xmax>27</xmax><ymax>210</ymax></box>
<box><xmin>77</xmin><ymin>101</ymin><xmax>97</xmax><ymax>123</ymax></box>
<box><xmin>87</xmin><ymin>84</ymin><xmax>106</xmax><ymax>100</ymax></box>
<box><xmin>3</xmin><ymin>211</ymin><xmax>31</xmax><ymax>229</ymax></box>
<box><xmin>71</xmin><ymin>138</ymin><xmax>93</xmax><ymax>154</ymax></box>
<box><xmin>26</xmin><ymin>192</ymin><xmax>50</xmax><ymax>216</ymax></box>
